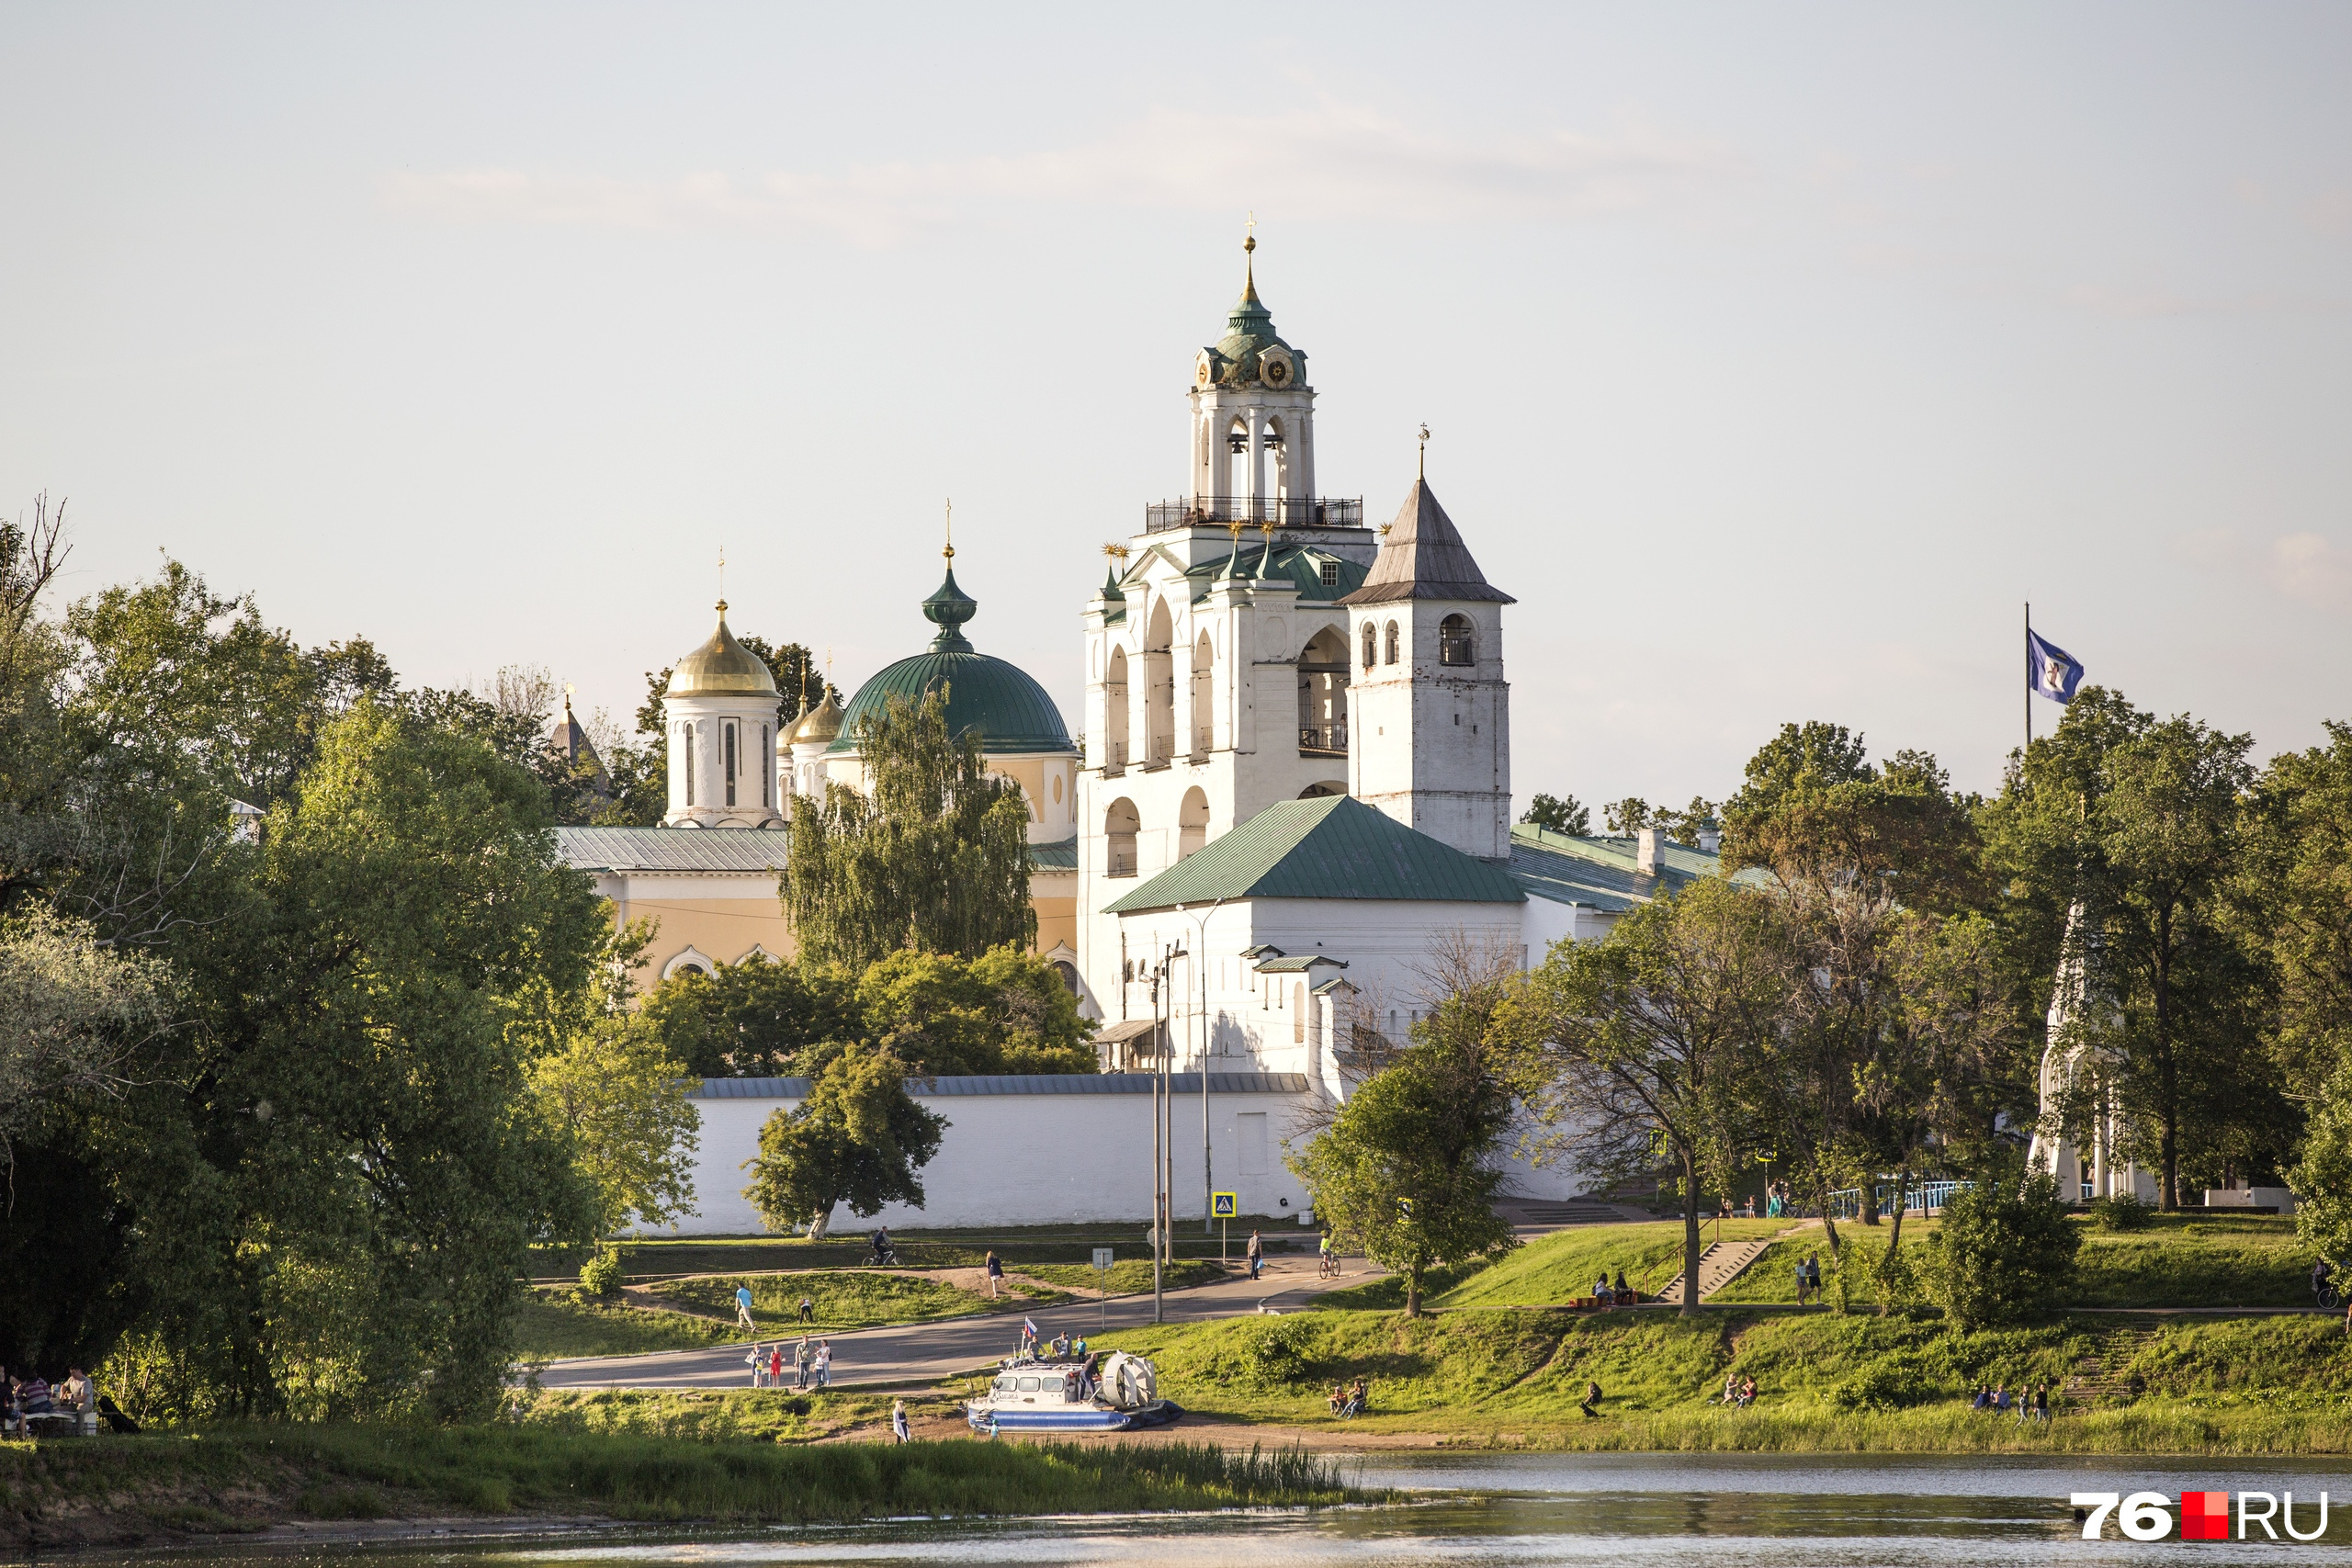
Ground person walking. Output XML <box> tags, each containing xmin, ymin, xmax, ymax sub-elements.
<box><xmin>2034</xmin><ymin>1383</ymin><xmax>2050</xmax><ymax>1424</ymax></box>
<box><xmin>1247</xmin><ymin>1230</ymin><xmax>1264</xmax><ymax>1281</ymax></box>
<box><xmin>1805</xmin><ymin>1254</ymin><xmax>1823</xmax><ymax>1303</ymax></box>
<box><xmin>891</xmin><ymin>1399</ymin><xmax>910</xmax><ymax>1444</ymax></box>
<box><xmin>985</xmin><ymin>1249</ymin><xmax>1004</xmax><ymax>1300</ymax></box>
<box><xmin>1579</xmin><ymin>1380</ymin><xmax>1603</xmax><ymax>1419</ymax></box>
<box><xmin>734</xmin><ymin>1283</ymin><xmax>757</xmax><ymax>1332</ymax></box>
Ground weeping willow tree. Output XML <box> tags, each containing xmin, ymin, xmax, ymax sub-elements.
<box><xmin>784</xmin><ymin>688</ymin><xmax>1035</xmax><ymax>968</ymax></box>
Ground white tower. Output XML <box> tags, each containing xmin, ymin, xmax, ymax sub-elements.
<box><xmin>1341</xmin><ymin>475</ymin><xmax>1515</xmax><ymax>861</ymax></box>
<box><xmin>1184</xmin><ymin>230</ymin><xmax>1321</xmax><ymax>525</ymax></box>
<box><xmin>662</xmin><ymin>602</ymin><xmax>786</xmax><ymax>829</ymax></box>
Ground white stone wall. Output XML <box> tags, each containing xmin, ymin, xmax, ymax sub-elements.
<box><xmin>665</xmin><ymin>1080</ymin><xmax>1322</xmax><ymax>1235</ymax></box>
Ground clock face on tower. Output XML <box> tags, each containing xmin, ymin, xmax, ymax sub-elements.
<box><xmin>1260</xmin><ymin>347</ymin><xmax>1295</xmax><ymax>387</ymax></box>
<box><xmin>1195</xmin><ymin>352</ymin><xmax>1216</xmax><ymax>388</ymax></box>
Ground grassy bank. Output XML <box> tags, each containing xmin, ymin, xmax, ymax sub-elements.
<box><xmin>516</xmin><ymin>1290</ymin><xmax>741</xmax><ymax>1359</ymax></box>
<box><xmin>0</xmin><ymin>1423</ymin><xmax>1372</xmax><ymax>1549</ymax></box>
<box><xmin>1020</xmin><ymin>1259</ymin><xmax>1226</xmax><ymax>1295</ymax></box>
<box><xmin>1089</xmin><ymin>1303</ymin><xmax>2352</xmax><ymax>1453</ymax></box>
<box><xmin>648</xmin><ymin>1269</ymin><xmax>1041</xmax><ymax>1332</ymax></box>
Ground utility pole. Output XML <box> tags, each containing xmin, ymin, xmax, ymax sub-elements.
<box><xmin>1178</xmin><ymin>900</ymin><xmax>1225</xmax><ymax>1234</ymax></box>
<box><xmin>1150</xmin><ymin>948</ymin><xmax>1165</xmax><ymax>1323</ymax></box>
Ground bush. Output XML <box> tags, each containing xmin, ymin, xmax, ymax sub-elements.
<box><xmin>1824</xmin><ymin>1351</ymin><xmax>1937</xmax><ymax>1412</ymax></box>
<box><xmin>2090</xmin><ymin>1193</ymin><xmax>2154</xmax><ymax>1231</ymax></box>
<box><xmin>1922</xmin><ymin>1173</ymin><xmax>2080</xmax><ymax>1328</ymax></box>
<box><xmin>580</xmin><ymin>1244</ymin><xmax>625</xmax><ymax>1298</ymax></box>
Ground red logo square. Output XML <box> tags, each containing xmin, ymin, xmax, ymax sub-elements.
<box><xmin>2181</xmin><ymin>1490</ymin><xmax>2230</xmax><ymax>1540</ymax></box>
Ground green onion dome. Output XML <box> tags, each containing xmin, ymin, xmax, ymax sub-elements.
<box><xmin>827</xmin><ymin>564</ymin><xmax>1074</xmax><ymax>756</ymax></box>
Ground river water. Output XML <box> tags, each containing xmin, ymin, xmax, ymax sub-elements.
<box><xmin>133</xmin><ymin>1453</ymin><xmax>2352</xmax><ymax>1567</ymax></box>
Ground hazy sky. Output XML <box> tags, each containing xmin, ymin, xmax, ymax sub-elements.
<box><xmin>5</xmin><ymin>4</ymin><xmax>2346</xmax><ymax>809</ymax></box>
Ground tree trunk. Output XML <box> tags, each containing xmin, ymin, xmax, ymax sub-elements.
<box><xmin>1679</xmin><ymin>1156</ymin><xmax>1702</xmax><ymax>1318</ymax></box>
<box><xmin>1405</xmin><ymin>1262</ymin><xmax>1422</xmax><ymax>1319</ymax></box>
<box><xmin>1881</xmin><ymin>1169</ymin><xmax>1909</xmax><ymax>1315</ymax></box>
<box><xmin>808</xmin><ymin>1206</ymin><xmax>831</xmax><ymax>1240</ymax></box>
<box><xmin>2155</xmin><ymin>908</ymin><xmax>2180</xmax><ymax>1211</ymax></box>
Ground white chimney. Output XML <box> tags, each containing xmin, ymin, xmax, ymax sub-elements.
<box><xmin>1697</xmin><ymin>824</ymin><xmax>1723</xmax><ymax>855</ymax></box>
<box><xmin>1636</xmin><ymin>827</ymin><xmax>1665</xmax><ymax>876</ymax></box>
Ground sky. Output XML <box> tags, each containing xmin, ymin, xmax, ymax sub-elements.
<box><xmin>3</xmin><ymin>4</ymin><xmax>2346</xmax><ymax>810</ymax></box>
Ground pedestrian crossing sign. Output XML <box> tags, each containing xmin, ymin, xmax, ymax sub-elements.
<box><xmin>1212</xmin><ymin>1191</ymin><xmax>1238</xmax><ymax>1218</ymax></box>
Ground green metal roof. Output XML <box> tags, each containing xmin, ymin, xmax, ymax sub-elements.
<box><xmin>1032</xmin><ymin>835</ymin><xmax>1079</xmax><ymax>871</ymax></box>
<box><xmin>830</xmin><ymin>566</ymin><xmax>1075</xmax><ymax>757</ymax></box>
<box><xmin>1254</xmin><ymin>954</ymin><xmax>1346</xmax><ymax>973</ymax></box>
<box><xmin>1102</xmin><ymin>795</ymin><xmax>1525</xmax><ymax>913</ymax></box>
<box><xmin>1507</xmin><ymin>824</ymin><xmax>1745</xmax><ymax>912</ymax></box>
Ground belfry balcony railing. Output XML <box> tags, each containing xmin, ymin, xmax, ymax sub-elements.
<box><xmin>1299</xmin><ymin>725</ymin><xmax>1349</xmax><ymax>756</ymax></box>
<box><xmin>1145</xmin><ymin>496</ymin><xmax>1364</xmax><ymax>533</ymax></box>
<box><xmin>1106</xmin><ymin>847</ymin><xmax>1138</xmax><ymax>878</ymax></box>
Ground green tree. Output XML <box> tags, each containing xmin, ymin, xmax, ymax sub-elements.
<box><xmin>854</xmin><ymin>944</ymin><xmax>1093</xmax><ymax>1076</ymax></box>
<box><xmin>1722</xmin><ymin>720</ymin><xmax>1873</xmax><ymax>826</ymax></box>
<box><xmin>1289</xmin><ymin>975</ymin><xmax>1518</xmax><ymax>1316</ymax></box>
<box><xmin>530</xmin><ymin>1016</ymin><xmax>702</xmax><ymax>1236</ymax></box>
<box><xmin>1521</xmin><ymin>793</ymin><xmax>1589</xmax><ymax>836</ymax></box>
<box><xmin>2243</xmin><ymin>723</ymin><xmax>2352</xmax><ymax>1085</ymax></box>
<box><xmin>741</xmin><ymin>1043</ymin><xmax>946</xmax><ymax>1238</ymax></box>
<box><xmin>1984</xmin><ymin>692</ymin><xmax>2270</xmax><ymax>1207</ymax></box>
<box><xmin>1503</xmin><ymin>878</ymin><xmax>1783</xmax><ymax>1316</ymax></box>
<box><xmin>638</xmin><ymin>956</ymin><xmax>863</xmax><ymax>1078</ymax></box>
<box><xmin>785</xmin><ymin>689</ymin><xmax>1035</xmax><ymax>968</ymax></box>
<box><xmin>1921</xmin><ymin>1170</ymin><xmax>2079</xmax><ymax>1327</ymax></box>
<box><xmin>1602</xmin><ymin>796</ymin><xmax>1652</xmax><ymax>834</ymax></box>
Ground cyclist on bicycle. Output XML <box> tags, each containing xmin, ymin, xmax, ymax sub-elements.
<box><xmin>1317</xmin><ymin>1233</ymin><xmax>1337</xmax><ymax>1277</ymax></box>
<box><xmin>869</xmin><ymin>1226</ymin><xmax>894</xmax><ymax>1266</ymax></box>
<box><xmin>2314</xmin><ymin>1257</ymin><xmax>2336</xmax><ymax>1309</ymax></box>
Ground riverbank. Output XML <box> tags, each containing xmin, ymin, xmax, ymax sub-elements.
<box><xmin>1080</xmin><ymin>1301</ymin><xmax>2352</xmax><ymax>1455</ymax></box>
<box><xmin>0</xmin><ymin>1424</ymin><xmax>1369</xmax><ymax>1551</ymax></box>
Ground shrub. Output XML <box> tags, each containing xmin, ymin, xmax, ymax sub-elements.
<box><xmin>1824</xmin><ymin>1351</ymin><xmax>1937</xmax><ymax>1412</ymax></box>
<box><xmin>1922</xmin><ymin>1172</ymin><xmax>2080</xmax><ymax>1328</ymax></box>
<box><xmin>2091</xmin><ymin>1193</ymin><xmax>2154</xmax><ymax>1231</ymax></box>
<box><xmin>580</xmin><ymin>1244</ymin><xmax>625</xmax><ymax>1298</ymax></box>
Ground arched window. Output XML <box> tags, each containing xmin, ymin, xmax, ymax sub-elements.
<box><xmin>1103</xmin><ymin>647</ymin><xmax>1129</xmax><ymax>772</ymax></box>
<box><xmin>724</xmin><ymin>721</ymin><xmax>739</xmax><ymax>807</ymax></box>
<box><xmin>1384</xmin><ymin>622</ymin><xmax>1400</xmax><ymax>665</ymax></box>
<box><xmin>1178</xmin><ymin>785</ymin><xmax>1210</xmax><ymax>861</ymax></box>
<box><xmin>1297</xmin><ymin>626</ymin><xmax>1350</xmax><ymax>756</ymax></box>
<box><xmin>1052</xmin><ymin>960</ymin><xmax>1080</xmax><ymax>995</ymax></box>
<box><xmin>1294</xmin><ymin>982</ymin><xmax>1306</xmax><ymax>1043</ymax></box>
<box><xmin>1191</xmin><ymin>631</ymin><xmax>1214</xmax><ymax>755</ymax></box>
<box><xmin>1105</xmin><ymin>797</ymin><xmax>1140</xmax><ymax>878</ymax></box>
<box><xmin>682</xmin><ymin>722</ymin><xmax>695</xmax><ymax>807</ymax></box>
<box><xmin>1439</xmin><ymin>614</ymin><xmax>1476</xmax><ymax>667</ymax></box>
<box><xmin>1362</xmin><ymin>622</ymin><xmax>1376</xmax><ymax>671</ymax></box>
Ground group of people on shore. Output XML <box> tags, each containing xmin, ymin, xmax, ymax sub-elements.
<box><xmin>1590</xmin><ymin>1270</ymin><xmax>1634</xmax><ymax>1306</ymax></box>
<box><xmin>744</xmin><ymin>1335</ymin><xmax>833</xmax><ymax>1390</ymax></box>
<box><xmin>1326</xmin><ymin>1378</ymin><xmax>1368</xmax><ymax>1417</ymax></box>
<box><xmin>1973</xmin><ymin>1382</ymin><xmax>2052</xmax><ymax>1421</ymax></box>
<box><xmin>1715</xmin><ymin>1373</ymin><xmax>1759</xmax><ymax>1407</ymax></box>
<box><xmin>2</xmin><ymin>1366</ymin><xmax>97</xmax><ymax>1433</ymax></box>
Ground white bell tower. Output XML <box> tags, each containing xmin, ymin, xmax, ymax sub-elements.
<box><xmin>1341</xmin><ymin>468</ymin><xmax>1515</xmax><ymax>862</ymax></box>
<box><xmin>1186</xmin><ymin>228</ymin><xmax>1319</xmax><ymax>524</ymax></box>
<box><xmin>662</xmin><ymin>602</ymin><xmax>786</xmax><ymax>829</ymax></box>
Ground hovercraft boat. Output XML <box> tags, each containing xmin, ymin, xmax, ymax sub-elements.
<box><xmin>966</xmin><ymin>1349</ymin><xmax>1183</xmax><ymax>1433</ymax></box>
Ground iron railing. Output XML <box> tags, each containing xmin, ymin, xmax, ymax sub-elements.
<box><xmin>1826</xmin><ymin>1179</ymin><xmax>1974</xmax><ymax>1219</ymax></box>
<box><xmin>1145</xmin><ymin>496</ymin><xmax>1364</xmax><ymax>532</ymax></box>
<box><xmin>1106</xmin><ymin>849</ymin><xmax>1137</xmax><ymax>878</ymax></box>
<box><xmin>1299</xmin><ymin>725</ymin><xmax>1349</xmax><ymax>754</ymax></box>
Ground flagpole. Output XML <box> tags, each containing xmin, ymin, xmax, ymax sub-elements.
<box><xmin>2024</xmin><ymin>601</ymin><xmax>2032</xmax><ymax>752</ymax></box>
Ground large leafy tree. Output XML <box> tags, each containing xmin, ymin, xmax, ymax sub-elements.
<box><xmin>785</xmin><ymin>689</ymin><xmax>1035</xmax><ymax>968</ymax></box>
<box><xmin>1289</xmin><ymin>965</ymin><xmax>1519</xmax><ymax>1316</ymax></box>
<box><xmin>1984</xmin><ymin>689</ymin><xmax>2273</xmax><ymax>1208</ymax></box>
<box><xmin>1502</xmin><ymin>878</ymin><xmax>1784</xmax><ymax>1316</ymax></box>
<box><xmin>741</xmin><ymin>1043</ymin><xmax>945</xmax><ymax>1239</ymax></box>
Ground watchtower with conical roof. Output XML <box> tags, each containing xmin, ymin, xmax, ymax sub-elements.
<box><xmin>662</xmin><ymin>601</ymin><xmax>786</xmax><ymax>829</ymax></box>
<box><xmin>1340</xmin><ymin>475</ymin><xmax>1517</xmax><ymax>861</ymax></box>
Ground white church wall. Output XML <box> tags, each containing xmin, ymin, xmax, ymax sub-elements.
<box><xmin>666</xmin><ymin>1077</ymin><xmax>1319</xmax><ymax>1235</ymax></box>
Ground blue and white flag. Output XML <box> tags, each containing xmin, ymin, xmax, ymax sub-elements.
<box><xmin>2028</xmin><ymin>629</ymin><xmax>2085</xmax><ymax>705</ymax></box>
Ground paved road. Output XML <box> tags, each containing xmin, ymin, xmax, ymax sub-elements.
<box><xmin>536</xmin><ymin>1255</ymin><xmax>1372</xmax><ymax>1391</ymax></box>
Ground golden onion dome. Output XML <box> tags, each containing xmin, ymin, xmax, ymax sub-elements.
<box><xmin>666</xmin><ymin>602</ymin><xmax>779</xmax><ymax>698</ymax></box>
<box><xmin>787</xmin><ymin>690</ymin><xmax>844</xmax><ymax>745</ymax></box>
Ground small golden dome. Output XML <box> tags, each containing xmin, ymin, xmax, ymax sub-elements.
<box><xmin>667</xmin><ymin>602</ymin><xmax>779</xmax><ymax>698</ymax></box>
<box><xmin>787</xmin><ymin>690</ymin><xmax>844</xmax><ymax>745</ymax></box>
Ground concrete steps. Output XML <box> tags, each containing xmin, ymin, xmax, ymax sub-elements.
<box><xmin>1655</xmin><ymin>1236</ymin><xmax>1773</xmax><ymax>1305</ymax></box>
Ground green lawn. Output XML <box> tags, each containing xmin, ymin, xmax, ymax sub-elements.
<box><xmin>514</xmin><ymin>1290</ymin><xmax>741</xmax><ymax>1359</ymax></box>
<box><xmin>650</xmin><ymin>1269</ymin><xmax>1022</xmax><ymax>1332</ymax></box>
<box><xmin>2070</xmin><ymin>1214</ymin><xmax>2312</xmax><ymax>1307</ymax></box>
<box><xmin>1429</xmin><ymin>1219</ymin><xmax>1794</xmax><ymax>1309</ymax></box>
<box><xmin>1089</xmin><ymin>1303</ymin><xmax>2352</xmax><ymax>1452</ymax></box>
<box><xmin>538</xmin><ymin>1223</ymin><xmax>1312</xmax><ymax>1282</ymax></box>
<box><xmin>1020</xmin><ymin>1259</ymin><xmax>1227</xmax><ymax>1295</ymax></box>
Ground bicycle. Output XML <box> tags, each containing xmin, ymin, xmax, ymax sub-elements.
<box><xmin>1317</xmin><ymin>1252</ymin><xmax>1341</xmax><ymax>1280</ymax></box>
<box><xmin>865</xmin><ymin>1244</ymin><xmax>899</xmax><ymax>1269</ymax></box>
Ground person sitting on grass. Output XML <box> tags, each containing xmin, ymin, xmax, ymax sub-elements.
<box><xmin>1328</xmin><ymin>1382</ymin><xmax>1346</xmax><ymax>1416</ymax></box>
<box><xmin>1970</xmin><ymin>1384</ymin><xmax>1988</xmax><ymax>1412</ymax></box>
<box><xmin>1338</xmin><ymin>1378</ymin><xmax>1368</xmax><ymax>1418</ymax></box>
<box><xmin>1737</xmin><ymin>1376</ymin><xmax>1757</xmax><ymax>1408</ymax></box>
<box><xmin>1720</xmin><ymin>1372</ymin><xmax>1738</xmax><ymax>1406</ymax></box>
<box><xmin>1992</xmin><ymin>1383</ymin><xmax>2008</xmax><ymax>1415</ymax></box>
<box><xmin>1579</xmin><ymin>1380</ymin><xmax>1604</xmax><ymax>1419</ymax></box>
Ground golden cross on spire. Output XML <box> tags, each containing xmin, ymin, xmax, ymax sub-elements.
<box><xmin>718</xmin><ymin>545</ymin><xmax>727</xmax><ymax>605</ymax></box>
<box><xmin>1244</xmin><ymin>210</ymin><xmax>1256</xmax><ymax>251</ymax></box>
<box><xmin>944</xmin><ymin>499</ymin><xmax>954</xmax><ymax>560</ymax></box>
<box><xmin>562</xmin><ymin>681</ymin><xmax>576</xmax><ymax>714</ymax></box>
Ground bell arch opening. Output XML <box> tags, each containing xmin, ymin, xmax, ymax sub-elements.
<box><xmin>1103</xmin><ymin>647</ymin><xmax>1129</xmax><ymax>773</ymax></box>
<box><xmin>1104</xmin><ymin>796</ymin><xmax>1140</xmax><ymax>878</ymax></box>
<box><xmin>1178</xmin><ymin>785</ymin><xmax>1210</xmax><ymax>861</ymax></box>
<box><xmin>1297</xmin><ymin>625</ymin><xmax>1350</xmax><ymax>756</ymax></box>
